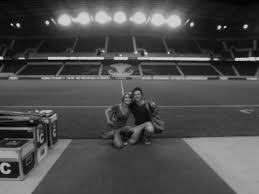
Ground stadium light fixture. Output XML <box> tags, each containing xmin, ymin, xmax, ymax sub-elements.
<box><xmin>45</xmin><ymin>20</ymin><xmax>50</xmax><ymax>26</ymax></box>
<box><xmin>217</xmin><ymin>25</ymin><xmax>222</xmax><ymax>30</ymax></box>
<box><xmin>223</xmin><ymin>25</ymin><xmax>227</xmax><ymax>29</ymax></box>
<box><xmin>150</xmin><ymin>13</ymin><xmax>165</xmax><ymax>26</ymax></box>
<box><xmin>113</xmin><ymin>11</ymin><xmax>127</xmax><ymax>24</ymax></box>
<box><xmin>16</xmin><ymin>23</ymin><xmax>21</xmax><ymax>28</ymax></box>
<box><xmin>95</xmin><ymin>11</ymin><xmax>111</xmax><ymax>24</ymax></box>
<box><xmin>74</xmin><ymin>12</ymin><xmax>91</xmax><ymax>25</ymax></box>
<box><xmin>58</xmin><ymin>14</ymin><xmax>72</xmax><ymax>26</ymax></box>
<box><xmin>130</xmin><ymin>12</ymin><xmax>147</xmax><ymax>24</ymax></box>
<box><xmin>190</xmin><ymin>22</ymin><xmax>195</xmax><ymax>27</ymax></box>
<box><xmin>243</xmin><ymin>24</ymin><xmax>248</xmax><ymax>30</ymax></box>
<box><xmin>10</xmin><ymin>23</ymin><xmax>14</xmax><ymax>27</ymax></box>
<box><xmin>167</xmin><ymin>15</ymin><xmax>182</xmax><ymax>28</ymax></box>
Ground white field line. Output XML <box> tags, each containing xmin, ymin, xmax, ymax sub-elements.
<box><xmin>120</xmin><ymin>80</ymin><xmax>124</xmax><ymax>95</ymax></box>
<box><xmin>0</xmin><ymin>105</ymin><xmax>259</xmax><ymax>108</ymax></box>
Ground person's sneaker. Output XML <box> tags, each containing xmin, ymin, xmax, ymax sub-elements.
<box><xmin>143</xmin><ymin>132</ymin><xmax>152</xmax><ymax>145</ymax></box>
<box><xmin>143</xmin><ymin>137</ymin><xmax>152</xmax><ymax>145</ymax></box>
<box><xmin>101</xmin><ymin>130</ymin><xmax>114</xmax><ymax>139</ymax></box>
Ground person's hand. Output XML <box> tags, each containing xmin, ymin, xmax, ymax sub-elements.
<box><xmin>108</xmin><ymin>121</ymin><xmax>114</xmax><ymax>126</ymax></box>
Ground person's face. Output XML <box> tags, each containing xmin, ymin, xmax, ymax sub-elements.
<box><xmin>133</xmin><ymin>90</ymin><xmax>143</xmax><ymax>102</ymax></box>
<box><xmin>123</xmin><ymin>94</ymin><xmax>132</xmax><ymax>105</ymax></box>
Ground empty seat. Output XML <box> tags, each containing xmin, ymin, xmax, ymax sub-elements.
<box><xmin>198</xmin><ymin>40</ymin><xmax>224</xmax><ymax>54</ymax></box>
<box><xmin>13</xmin><ymin>39</ymin><xmax>40</xmax><ymax>53</ymax></box>
<box><xmin>38</xmin><ymin>38</ymin><xmax>75</xmax><ymax>53</ymax></box>
<box><xmin>74</xmin><ymin>37</ymin><xmax>105</xmax><ymax>53</ymax></box>
<box><xmin>226</xmin><ymin>40</ymin><xmax>253</xmax><ymax>49</ymax></box>
<box><xmin>60</xmin><ymin>65</ymin><xmax>100</xmax><ymax>75</ymax></box>
<box><xmin>108</xmin><ymin>36</ymin><xmax>133</xmax><ymax>53</ymax></box>
<box><xmin>234</xmin><ymin>62</ymin><xmax>258</xmax><ymax>76</ymax></box>
<box><xmin>141</xmin><ymin>64</ymin><xmax>180</xmax><ymax>75</ymax></box>
<box><xmin>166</xmin><ymin>39</ymin><xmax>200</xmax><ymax>53</ymax></box>
<box><xmin>1</xmin><ymin>61</ymin><xmax>26</xmax><ymax>73</ymax></box>
<box><xmin>179</xmin><ymin>64</ymin><xmax>219</xmax><ymax>76</ymax></box>
<box><xmin>232</xmin><ymin>49</ymin><xmax>249</xmax><ymax>58</ymax></box>
<box><xmin>213</xmin><ymin>62</ymin><xmax>236</xmax><ymax>76</ymax></box>
<box><xmin>136</xmin><ymin>36</ymin><xmax>166</xmax><ymax>53</ymax></box>
<box><xmin>19</xmin><ymin>64</ymin><xmax>61</xmax><ymax>75</ymax></box>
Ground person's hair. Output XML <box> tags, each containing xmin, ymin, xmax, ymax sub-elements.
<box><xmin>131</xmin><ymin>87</ymin><xmax>143</xmax><ymax>96</ymax></box>
<box><xmin>121</xmin><ymin>92</ymin><xmax>132</xmax><ymax>103</ymax></box>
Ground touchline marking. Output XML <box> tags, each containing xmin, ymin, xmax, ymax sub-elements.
<box><xmin>0</xmin><ymin>105</ymin><xmax>259</xmax><ymax>108</ymax></box>
<box><xmin>120</xmin><ymin>80</ymin><xmax>124</xmax><ymax>95</ymax></box>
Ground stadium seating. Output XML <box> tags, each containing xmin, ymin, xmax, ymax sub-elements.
<box><xmin>108</xmin><ymin>36</ymin><xmax>134</xmax><ymax>53</ymax></box>
<box><xmin>225</xmin><ymin>40</ymin><xmax>253</xmax><ymax>49</ymax></box>
<box><xmin>166</xmin><ymin>39</ymin><xmax>201</xmax><ymax>54</ymax></box>
<box><xmin>198</xmin><ymin>39</ymin><xmax>224</xmax><ymax>55</ymax></box>
<box><xmin>141</xmin><ymin>63</ymin><xmax>181</xmax><ymax>75</ymax></box>
<box><xmin>252</xmin><ymin>50</ymin><xmax>259</xmax><ymax>57</ymax></box>
<box><xmin>19</xmin><ymin>64</ymin><xmax>62</xmax><ymax>75</ymax></box>
<box><xmin>13</xmin><ymin>39</ymin><xmax>41</xmax><ymax>54</ymax></box>
<box><xmin>234</xmin><ymin>62</ymin><xmax>258</xmax><ymax>76</ymax></box>
<box><xmin>212</xmin><ymin>62</ymin><xmax>236</xmax><ymax>76</ymax></box>
<box><xmin>135</xmin><ymin>36</ymin><xmax>166</xmax><ymax>53</ymax></box>
<box><xmin>38</xmin><ymin>38</ymin><xmax>75</xmax><ymax>53</ymax></box>
<box><xmin>74</xmin><ymin>37</ymin><xmax>106</xmax><ymax>53</ymax></box>
<box><xmin>60</xmin><ymin>64</ymin><xmax>100</xmax><ymax>75</ymax></box>
<box><xmin>178</xmin><ymin>63</ymin><xmax>219</xmax><ymax>76</ymax></box>
<box><xmin>232</xmin><ymin>49</ymin><xmax>249</xmax><ymax>58</ymax></box>
<box><xmin>1</xmin><ymin>61</ymin><xmax>26</xmax><ymax>73</ymax></box>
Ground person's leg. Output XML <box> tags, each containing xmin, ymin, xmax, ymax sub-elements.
<box><xmin>128</xmin><ymin>122</ymin><xmax>149</xmax><ymax>144</ymax></box>
<box><xmin>142</xmin><ymin>122</ymin><xmax>154</xmax><ymax>144</ymax></box>
<box><xmin>113</xmin><ymin>130</ymin><xmax>124</xmax><ymax>149</ymax></box>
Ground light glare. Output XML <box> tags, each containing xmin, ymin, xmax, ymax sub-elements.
<box><xmin>113</xmin><ymin>11</ymin><xmax>127</xmax><ymax>24</ymax></box>
<box><xmin>74</xmin><ymin>12</ymin><xmax>91</xmax><ymax>25</ymax></box>
<box><xmin>167</xmin><ymin>15</ymin><xmax>182</xmax><ymax>28</ymax></box>
<box><xmin>95</xmin><ymin>11</ymin><xmax>111</xmax><ymax>24</ymax></box>
<box><xmin>151</xmin><ymin>13</ymin><xmax>165</xmax><ymax>26</ymax></box>
<box><xmin>130</xmin><ymin>12</ymin><xmax>147</xmax><ymax>24</ymax></box>
<box><xmin>58</xmin><ymin>14</ymin><xmax>72</xmax><ymax>26</ymax></box>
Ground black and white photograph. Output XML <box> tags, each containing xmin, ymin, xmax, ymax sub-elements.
<box><xmin>0</xmin><ymin>0</ymin><xmax>258</xmax><ymax>193</ymax></box>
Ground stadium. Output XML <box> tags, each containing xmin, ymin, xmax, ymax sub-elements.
<box><xmin>0</xmin><ymin>0</ymin><xmax>259</xmax><ymax>194</ymax></box>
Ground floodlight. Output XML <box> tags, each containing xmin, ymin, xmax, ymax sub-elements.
<box><xmin>113</xmin><ymin>11</ymin><xmax>127</xmax><ymax>24</ymax></box>
<box><xmin>16</xmin><ymin>23</ymin><xmax>21</xmax><ymax>28</ymax></box>
<box><xmin>45</xmin><ymin>20</ymin><xmax>50</xmax><ymax>26</ymax></box>
<box><xmin>243</xmin><ymin>24</ymin><xmax>248</xmax><ymax>30</ymax></box>
<box><xmin>58</xmin><ymin>14</ymin><xmax>72</xmax><ymax>26</ymax></box>
<box><xmin>167</xmin><ymin>15</ymin><xmax>182</xmax><ymax>28</ymax></box>
<box><xmin>217</xmin><ymin>25</ymin><xmax>222</xmax><ymax>30</ymax></box>
<box><xmin>95</xmin><ymin>11</ymin><xmax>111</xmax><ymax>24</ymax></box>
<box><xmin>150</xmin><ymin>13</ymin><xmax>165</xmax><ymax>26</ymax></box>
<box><xmin>74</xmin><ymin>12</ymin><xmax>91</xmax><ymax>25</ymax></box>
<box><xmin>130</xmin><ymin>12</ymin><xmax>147</xmax><ymax>24</ymax></box>
<box><xmin>190</xmin><ymin>22</ymin><xmax>195</xmax><ymax>27</ymax></box>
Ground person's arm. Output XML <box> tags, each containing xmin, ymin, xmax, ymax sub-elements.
<box><xmin>105</xmin><ymin>106</ymin><xmax>116</xmax><ymax>125</ymax></box>
<box><xmin>148</xmin><ymin>100</ymin><xmax>159</xmax><ymax>117</ymax></box>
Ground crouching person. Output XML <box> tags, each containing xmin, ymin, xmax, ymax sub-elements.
<box><xmin>102</xmin><ymin>92</ymin><xmax>134</xmax><ymax>149</ymax></box>
<box><xmin>129</xmin><ymin>87</ymin><xmax>165</xmax><ymax>145</ymax></box>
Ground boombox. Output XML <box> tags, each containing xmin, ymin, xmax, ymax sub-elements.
<box><xmin>0</xmin><ymin>118</ymin><xmax>48</xmax><ymax>165</ymax></box>
<box><xmin>0</xmin><ymin>138</ymin><xmax>36</xmax><ymax>180</ymax></box>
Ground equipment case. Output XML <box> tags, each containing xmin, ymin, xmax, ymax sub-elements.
<box><xmin>0</xmin><ymin>138</ymin><xmax>36</xmax><ymax>181</ymax></box>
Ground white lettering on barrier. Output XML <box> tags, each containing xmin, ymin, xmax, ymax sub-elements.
<box><xmin>53</xmin><ymin>128</ymin><xmax>57</xmax><ymax>138</ymax></box>
<box><xmin>0</xmin><ymin>162</ymin><xmax>11</xmax><ymax>175</ymax></box>
<box><xmin>37</xmin><ymin>129</ymin><xmax>45</xmax><ymax>144</ymax></box>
